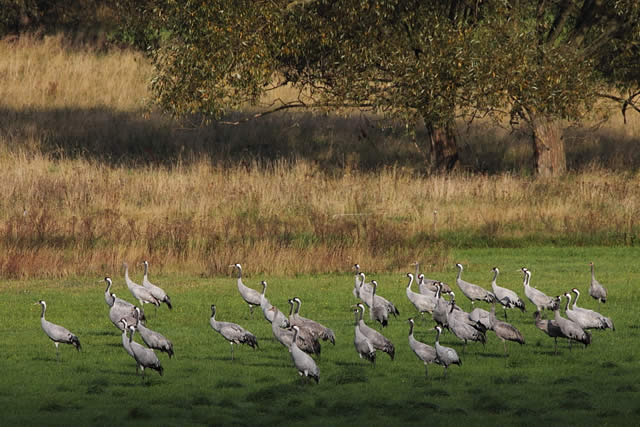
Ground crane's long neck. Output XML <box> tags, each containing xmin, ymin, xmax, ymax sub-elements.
<box><xmin>407</xmin><ymin>275</ymin><xmax>413</xmax><ymax>290</ymax></box>
<box><xmin>288</xmin><ymin>301</ymin><xmax>294</xmax><ymax>317</ymax></box>
<box><xmin>456</xmin><ymin>266</ymin><xmax>462</xmax><ymax>280</ymax></box>
<box><xmin>564</xmin><ymin>295</ymin><xmax>571</xmax><ymax>312</ymax></box>
<box><xmin>354</xmin><ymin>310</ymin><xmax>360</xmax><ymax>326</ymax></box>
<box><xmin>523</xmin><ymin>271</ymin><xmax>530</xmax><ymax>288</ymax></box>
<box><xmin>415</xmin><ymin>262</ymin><xmax>420</xmax><ymax>279</ymax></box>
<box><xmin>435</xmin><ymin>328</ymin><xmax>441</xmax><ymax>344</ymax></box>
<box><xmin>358</xmin><ymin>306</ymin><xmax>365</xmax><ymax>322</ymax></box>
<box><xmin>591</xmin><ymin>264</ymin><xmax>595</xmax><ymax>280</ymax></box>
<box><xmin>128</xmin><ymin>327</ymin><xmax>135</xmax><ymax>343</ymax></box>
<box><xmin>236</xmin><ymin>265</ymin><xmax>242</xmax><ymax>279</ymax></box>
<box><xmin>261</xmin><ymin>283</ymin><xmax>267</xmax><ymax>300</ymax></box>
<box><xmin>294</xmin><ymin>299</ymin><xmax>301</xmax><ymax>315</ymax></box>
<box><xmin>573</xmin><ymin>291</ymin><xmax>580</xmax><ymax>308</ymax></box>
<box><xmin>104</xmin><ymin>280</ymin><xmax>112</xmax><ymax>294</ymax></box>
<box><xmin>292</xmin><ymin>327</ymin><xmax>299</xmax><ymax>343</ymax></box>
<box><xmin>40</xmin><ymin>304</ymin><xmax>46</xmax><ymax>319</ymax></box>
<box><xmin>143</xmin><ymin>262</ymin><xmax>149</xmax><ymax>278</ymax></box>
<box><xmin>492</xmin><ymin>269</ymin><xmax>499</xmax><ymax>285</ymax></box>
<box><xmin>408</xmin><ymin>321</ymin><xmax>414</xmax><ymax>337</ymax></box>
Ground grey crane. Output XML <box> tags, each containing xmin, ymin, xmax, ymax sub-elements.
<box><xmin>289</xmin><ymin>326</ymin><xmax>320</xmax><ymax>383</ymax></box>
<box><xmin>418</xmin><ymin>273</ymin><xmax>453</xmax><ymax>295</ymax></box>
<box><xmin>488</xmin><ymin>304</ymin><xmax>525</xmax><ymax>355</ymax></box>
<box><xmin>589</xmin><ymin>262</ymin><xmax>608</xmax><ymax>303</ymax></box>
<box><xmin>533</xmin><ymin>311</ymin><xmax>566</xmax><ymax>355</ymax></box>
<box><xmin>432</xmin><ymin>283</ymin><xmax>450</xmax><ymax>327</ymax></box>
<box><xmin>553</xmin><ymin>296</ymin><xmax>591</xmax><ymax>350</ymax></box>
<box><xmin>231</xmin><ymin>263</ymin><xmax>262</xmax><ymax>318</ymax></box>
<box><xmin>469</xmin><ymin>306</ymin><xmax>492</xmax><ymax>331</ymax></box>
<box><xmin>36</xmin><ymin>300</ymin><xmax>81</xmax><ymax>360</ymax></box>
<box><xmin>567</xmin><ymin>289</ymin><xmax>614</xmax><ymax>331</ymax></box>
<box><xmin>490</xmin><ymin>267</ymin><xmax>526</xmax><ymax>320</ymax></box>
<box><xmin>521</xmin><ymin>268</ymin><xmax>558</xmax><ymax>314</ymax></box>
<box><xmin>405</xmin><ymin>273</ymin><xmax>437</xmax><ymax>316</ymax></box>
<box><xmin>446</xmin><ymin>295</ymin><xmax>487</xmax><ymax>353</ymax></box>
<box><xmin>455</xmin><ymin>263</ymin><xmax>495</xmax><ymax>304</ymax></box>
<box><xmin>128</xmin><ymin>325</ymin><xmax>164</xmax><ymax>378</ymax></box>
<box><xmin>370</xmin><ymin>280</ymin><xmax>390</xmax><ymax>327</ymax></box>
<box><xmin>209</xmin><ymin>304</ymin><xmax>259</xmax><ymax>360</ymax></box>
<box><xmin>103</xmin><ymin>276</ymin><xmax>146</xmax><ymax>317</ymax></box>
<box><xmin>269</xmin><ymin>306</ymin><xmax>321</xmax><ymax>356</ymax></box>
<box><xmin>359</xmin><ymin>273</ymin><xmax>399</xmax><ymax>318</ymax></box>
<box><xmin>355</xmin><ymin>303</ymin><xmax>395</xmax><ymax>360</ymax></box>
<box><xmin>291</xmin><ymin>297</ymin><xmax>335</xmax><ymax>345</ymax></box>
<box><xmin>123</xmin><ymin>262</ymin><xmax>160</xmax><ymax>310</ymax></box>
<box><xmin>353</xmin><ymin>264</ymin><xmax>373</xmax><ymax>298</ymax></box>
<box><xmin>103</xmin><ymin>277</ymin><xmax>144</xmax><ymax>331</ymax></box>
<box><xmin>259</xmin><ymin>281</ymin><xmax>289</xmax><ymax>328</ymax></box>
<box><xmin>141</xmin><ymin>260</ymin><xmax>173</xmax><ymax>310</ymax></box>
<box><xmin>413</xmin><ymin>261</ymin><xmax>452</xmax><ymax>295</ymax></box>
<box><xmin>407</xmin><ymin>318</ymin><xmax>438</xmax><ymax>378</ymax></box>
<box><xmin>434</xmin><ymin>325</ymin><xmax>461</xmax><ymax>378</ymax></box>
<box><xmin>286</xmin><ymin>299</ymin><xmax>322</xmax><ymax>355</ymax></box>
<box><xmin>133</xmin><ymin>307</ymin><xmax>174</xmax><ymax>358</ymax></box>
<box><xmin>353</xmin><ymin>307</ymin><xmax>376</xmax><ymax>364</ymax></box>
<box><xmin>109</xmin><ymin>293</ymin><xmax>139</xmax><ymax>331</ymax></box>
<box><xmin>119</xmin><ymin>318</ymin><xmax>138</xmax><ymax>374</ymax></box>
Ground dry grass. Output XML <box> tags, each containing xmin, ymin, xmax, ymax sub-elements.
<box><xmin>1</xmin><ymin>34</ymin><xmax>639</xmax><ymax>279</ymax></box>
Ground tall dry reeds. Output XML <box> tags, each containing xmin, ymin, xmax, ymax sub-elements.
<box><xmin>1</xmin><ymin>34</ymin><xmax>639</xmax><ymax>279</ymax></box>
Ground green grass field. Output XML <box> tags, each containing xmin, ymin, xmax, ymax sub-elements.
<box><xmin>1</xmin><ymin>247</ymin><xmax>638</xmax><ymax>426</ymax></box>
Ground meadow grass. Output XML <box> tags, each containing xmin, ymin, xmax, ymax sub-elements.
<box><xmin>1</xmin><ymin>247</ymin><xmax>638</xmax><ymax>426</ymax></box>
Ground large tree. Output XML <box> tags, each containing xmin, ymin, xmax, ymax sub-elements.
<box><xmin>137</xmin><ymin>0</ymin><xmax>640</xmax><ymax>175</ymax></box>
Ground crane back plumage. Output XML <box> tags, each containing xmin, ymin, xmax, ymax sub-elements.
<box><xmin>291</xmin><ymin>297</ymin><xmax>335</xmax><ymax>344</ymax></box>
<box><xmin>406</xmin><ymin>273</ymin><xmax>437</xmax><ymax>314</ymax></box>
<box><xmin>232</xmin><ymin>263</ymin><xmax>262</xmax><ymax>315</ymax></box>
<box><xmin>589</xmin><ymin>262</ymin><xmax>608</xmax><ymax>303</ymax></box>
<box><xmin>353</xmin><ymin>309</ymin><xmax>376</xmax><ymax>364</ymax></box>
<box><xmin>289</xmin><ymin>326</ymin><xmax>320</xmax><ymax>383</ymax></box>
<box><xmin>210</xmin><ymin>305</ymin><xmax>259</xmax><ymax>349</ymax></box>
<box><xmin>490</xmin><ymin>268</ymin><xmax>526</xmax><ymax>314</ymax></box>
<box><xmin>521</xmin><ymin>268</ymin><xmax>558</xmax><ymax>312</ymax></box>
<box><xmin>134</xmin><ymin>308</ymin><xmax>174</xmax><ymax>357</ymax></box>
<box><xmin>455</xmin><ymin>264</ymin><xmax>495</xmax><ymax>304</ymax></box>
<box><xmin>356</xmin><ymin>304</ymin><xmax>395</xmax><ymax>360</ymax></box>
<box><xmin>407</xmin><ymin>318</ymin><xmax>437</xmax><ymax>377</ymax></box>
<box><xmin>142</xmin><ymin>261</ymin><xmax>173</xmax><ymax>309</ymax></box>
<box><xmin>38</xmin><ymin>300</ymin><xmax>82</xmax><ymax>355</ymax></box>
<box><xmin>123</xmin><ymin>262</ymin><xmax>160</xmax><ymax>308</ymax></box>
<box><xmin>128</xmin><ymin>326</ymin><xmax>164</xmax><ymax>376</ymax></box>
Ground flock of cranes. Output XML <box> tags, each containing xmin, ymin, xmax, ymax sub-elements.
<box><xmin>36</xmin><ymin>259</ymin><xmax>615</xmax><ymax>383</ymax></box>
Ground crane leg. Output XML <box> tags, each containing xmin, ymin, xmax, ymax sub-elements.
<box><xmin>55</xmin><ymin>342</ymin><xmax>60</xmax><ymax>361</ymax></box>
<box><xmin>230</xmin><ymin>343</ymin><xmax>234</xmax><ymax>361</ymax></box>
<box><xmin>503</xmin><ymin>309</ymin><xmax>508</xmax><ymax>321</ymax></box>
<box><xmin>554</xmin><ymin>338</ymin><xmax>558</xmax><ymax>355</ymax></box>
<box><xmin>424</xmin><ymin>364</ymin><xmax>429</xmax><ymax>379</ymax></box>
<box><xmin>503</xmin><ymin>340</ymin><xmax>508</xmax><ymax>356</ymax></box>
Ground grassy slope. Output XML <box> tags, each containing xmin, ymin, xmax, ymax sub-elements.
<box><xmin>1</xmin><ymin>247</ymin><xmax>638</xmax><ymax>426</ymax></box>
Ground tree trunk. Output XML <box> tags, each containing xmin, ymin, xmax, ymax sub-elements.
<box><xmin>531</xmin><ymin>116</ymin><xmax>566</xmax><ymax>177</ymax></box>
<box><xmin>428</xmin><ymin>123</ymin><xmax>459</xmax><ymax>172</ymax></box>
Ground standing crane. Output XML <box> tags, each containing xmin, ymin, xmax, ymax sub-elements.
<box><xmin>128</xmin><ymin>325</ymin><xmax>164</xmax><ymax>378</ymax></box>
<box><xmin>141</xmin><ymin>260</ymin><xmax>173</xmax><ymax>310</ymax></box>
<box><xmin>455</xmin><ymin>263</ymin><xmax>495</xmax><ymax>304</ymax></box>
<box><xmin>36</xmin><ymin>300</ymin><xmax>81</xmax><ymax>361</ymax></box>
<box><xmin>434</xmin><ymin>326</ymin><xmax>461</xmax><ymax>378</ymax></box>
<box><xmin>209</xmin><ymin>304</ymin><xmax>259</xmax><ymax>360</ymax></box>
<box><xmin>352</xmin><ymin>307</ymin><xmax>376</xmax><ymax>365</ymax></box>
<box><xmin>288</xmin><ymin>326</ymin><xmax>320</xmax><ymax>383</ymax></box>
<box><xmin>123</xmin><ymin>262</ymin><xmax>160</xmax><ymax>310</ymax></box>
<box><xmin>133</xmin><ymin>308</ymin><xmax>175</xmax><ymax>358</ymax></box>
<box><xmin>589</xmin><ymin>262</ymin><xmax>608</xmax><ymax>303</ymax></box>
<box><xmin>407</xmin><ymin>318</ymin><xmax>438</xmax><ymax>378</ymax></box>
<box><xmin>230</xmin><ymin>263</ymin><xmax>262</xmax><ymax>318</ymax></box>
<box><xmin>355</xmin><ymin>303</ymin><xmax>395</xmax><ymax>360</ymax></box>
<box><xmin>488</xmin><ymin>304</ymin><xmax>525</xmax><ymax>355</ymax></box>
<box><xmin>490</xmin><ymin>267</ymin><xmax>526</xmax><ymax>320</ymax></box>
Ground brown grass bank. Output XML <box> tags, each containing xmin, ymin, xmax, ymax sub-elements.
<box><xmin>1</xmin><ymin>34</ymin><xmax>640</xmax><ymax>279</ymax></box>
